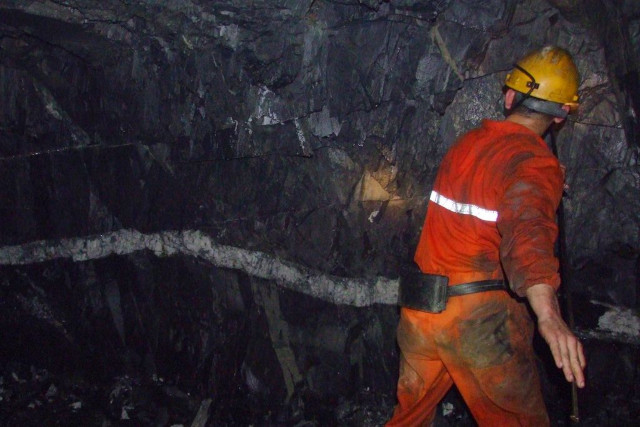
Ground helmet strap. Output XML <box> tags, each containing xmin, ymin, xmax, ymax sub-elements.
<box><xmin>510</xmin><ymin>64</ymin><xmax>539</xmax><ymax>110</ymax></box>
<box><xmin>514</xmin><ymin>93</ymin><xmax>569</xmax><ymax>118</ymax></box>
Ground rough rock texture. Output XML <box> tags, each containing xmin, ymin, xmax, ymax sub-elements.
<box><xmin>0</xmin><ymin>0</ymin><xmax>638</xmax><ymax>425</ymax></box>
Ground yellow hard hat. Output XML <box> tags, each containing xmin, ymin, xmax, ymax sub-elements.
<box><xmin>505</xmin><ymin>46</ymin><xmax>580</xmax><ymax>111</ymax></box>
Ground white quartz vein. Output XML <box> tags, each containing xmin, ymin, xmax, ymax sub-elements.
<box><xmin>596</xmin><ymin>304</ymin><xmax>640</xmax><ymax>337</ymax></box>
<box><xmin>0</xmin><ymin>229</ymin><xmax>399</xmax><ymax>307</ymax></box>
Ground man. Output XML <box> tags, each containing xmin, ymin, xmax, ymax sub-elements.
<box><xmin>387</xmin><ymin>46</ymin><xmax>586</xmax><ymax>426</ymax></box>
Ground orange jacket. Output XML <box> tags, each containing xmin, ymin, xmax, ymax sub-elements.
<box><xmin>414</xmin><ymin>119</ymin><xmax>563</xmax><ymax>296</ymax></box>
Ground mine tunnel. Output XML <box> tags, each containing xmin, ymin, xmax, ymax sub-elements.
<box><xmin>0</xmin><ymin>1</ymin><xmax>639</xmax><ymax>425</ymax></box>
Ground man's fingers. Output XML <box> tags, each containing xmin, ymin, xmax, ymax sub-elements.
<box><xmin>578</xmin><ymin>342</ymin><xmax>586</xmax><ymax>368</ymax></box>
<box><xmin>540</xmin><ymin>320</ymin><xmax>586</xmax><ymax>387</ymax></box>
<box><xmin>544</xmin><ymin>332</ymin><xmax>564</xmax><ymax>369</ymax></box>
<box><xmin>560</xmin><ymin>341</ymin><xmax>574</xmax><ymax>383</ymax></box>
<box><xmin>572</xmin><ymin>365</ymin><xmax>585</xmax><ymax>388</ymax></box>
<box><xmin>570</xmin><ymin>341</ymin><xmax>586</xmax><ymax>388</ymax></box>
<box><xmin>559</xmin><ymin>334</ymin><xmax>585</xmax><ymax>387</ymax></box>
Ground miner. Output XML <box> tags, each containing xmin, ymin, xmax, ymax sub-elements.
<box><xmin>386</xmin><ymin>46</ymin><xmax>586</xmax><ymax>426</ymax></box>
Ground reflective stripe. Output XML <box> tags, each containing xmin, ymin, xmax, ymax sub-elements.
<box><xmin>430</xmin><ymin>190</ymin><xmax>498</xmax><ymax>222</ymax></box>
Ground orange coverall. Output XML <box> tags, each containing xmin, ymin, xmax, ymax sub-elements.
<box><xmin>387</xmin><ymin>119</ymin><xmax>564</xmax><ymax>426</ymax></box>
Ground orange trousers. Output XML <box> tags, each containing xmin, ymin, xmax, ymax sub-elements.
<box><xmin>386</xmin><ymin>291</ymin><xmax>549</xmax><ymax>427</ymax></box>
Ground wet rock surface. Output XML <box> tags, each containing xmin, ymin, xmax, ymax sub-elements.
<box><xmin>0</xmin><ymin>0</ymin><xmax>639</xmax><ymax>425</ymax></box>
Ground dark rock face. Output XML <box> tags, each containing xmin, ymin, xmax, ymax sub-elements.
<box><xmin>0</xmin><ymin>0</ymin><xmax>638</xmax><ymax>425</ymax></box>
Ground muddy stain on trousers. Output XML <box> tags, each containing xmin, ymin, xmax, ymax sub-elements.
<box><xmin>386</xmin><ymin>291</ymin><xmax>549</xmax><ymax>427</ymax></box>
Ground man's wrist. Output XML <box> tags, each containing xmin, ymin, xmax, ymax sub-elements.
<box><xmin>526</xmin><ymin>283</ymin><xmax>556</xmax><ymax>297</ymax></box>
<box><xmin>526</xmin><ymin>283</ymin><xmax>560</xmax><ymax>320</ymax></box>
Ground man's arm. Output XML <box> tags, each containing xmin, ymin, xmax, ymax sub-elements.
<box><xmin>526</xmin><ymin>283</ymin><xmax>586</xmax><ymax>388</ymax></box>
<box><xmin>497</xmin><ymin>146</ymin><xmax>586</xmax><ymax>386</ymax></box>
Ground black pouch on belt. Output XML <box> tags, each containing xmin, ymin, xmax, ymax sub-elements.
<box><xmin>398</xmin><ymin>267</ymin><xmax>449</xmax><ymax>313</ymax></box>
<box><xmin>398</xmin><ymin>266</ymin><xmax>506</xmax><ymax>313</ymax></box>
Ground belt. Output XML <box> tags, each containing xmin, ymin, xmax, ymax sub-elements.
<box><xmin>448</xmin><ymin>279</ymin><xmax>506</xmax><ymax>296</ymax></box>
<box><xmin>398</xmin><ymin>268</ymin><xmax>506</xmax><ymax>313</ymax></box>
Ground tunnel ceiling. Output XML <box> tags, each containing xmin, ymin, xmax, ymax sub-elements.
<box><xmin>0</xmin><ymin>0</ymin><xmax>639</xmax><ymax>425</ymax></box>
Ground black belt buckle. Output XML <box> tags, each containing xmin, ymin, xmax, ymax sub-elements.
<box><xmin>398</xmin><ymin>267</ymin><xmax>449</xmax><ymax>313</ymax></box>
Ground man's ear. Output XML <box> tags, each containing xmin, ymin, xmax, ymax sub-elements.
<box><xmin>553</xmin><ymin>104</ymin><xmax>571</xmax><ymax>124</ymax></box>
<box><xmin>504</xmin><ymin>89</ymin><xmax>517</xmax><ymax>110</ymax></box>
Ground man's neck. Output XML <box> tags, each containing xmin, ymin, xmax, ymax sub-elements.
<box><xmin>505</xmin><ymin>113</ymin><xmax>552</xmax><ymax>136</ymax></box>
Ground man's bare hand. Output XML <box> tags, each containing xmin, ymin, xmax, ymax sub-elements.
<box><xmin>526</xmin><ymin>284</ymin><xmax>586</xmax><ymax>388</ymax></box>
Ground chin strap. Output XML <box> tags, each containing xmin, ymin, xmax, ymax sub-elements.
<box><xmin>518</xmin><ymin>95</ymin><xmax>569</xmax><ymax>118</ymax></box>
